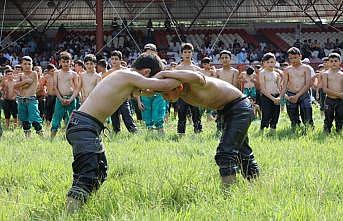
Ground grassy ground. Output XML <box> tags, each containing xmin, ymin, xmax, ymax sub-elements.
<box><xmin>0</xmin><ymin>107</ymin><xmax>342</xmax><ymax>221</ymax></box>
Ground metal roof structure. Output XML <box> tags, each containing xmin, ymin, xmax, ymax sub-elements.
<box><xmin>0</xmin><ymin>0</ymin><xmax>342</xmax><ymax>31</ymax></box>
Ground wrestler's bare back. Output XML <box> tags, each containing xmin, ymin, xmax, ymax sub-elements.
<box><xmin>158</xmin><ymin>70</ymin><xmax>243</xmax><ymax>110</ymax></box>
<box><xmin>79</xmin><ymin>69</ymin><xmax>180</xmax><ymax>122</ymax></box>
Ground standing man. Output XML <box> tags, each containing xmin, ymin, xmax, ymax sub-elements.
<box><xmin>15</xmin><ymin>56</ymin><xmax>43</xmax><ymax>137</ymax></box>
<box><xmin>175</xmin><ymin>43</ymin><xmax>203</xmax><ymax>134</ymax></box>
<box><xmin>280</xmin><ymin>47</ymin><xmax>313</xmax><ymax>128</ymax></box>
<box><xmin>139</xmin><ymin>44</ymin><xmax>168</xmax><ymax>133</ymax></box>
<box><xmin>51</xmin><ymin>52</ymin><xmax>79</xmax><ymax>140</ymax></box>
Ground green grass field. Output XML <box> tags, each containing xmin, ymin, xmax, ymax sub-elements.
<box><xmin>0</xmin><ymin>108</ymin><xmax>342</xmax><ymax>221</ymax></box>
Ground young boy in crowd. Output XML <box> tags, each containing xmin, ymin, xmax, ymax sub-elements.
<box><xmin>174</xmin><ymin>43</ymin><xmax>203</xmax><ymax>134</ymax></box>
<box><xmin>242</xmin><ymin>66</ymin><xmax>257</xmax><ymax>100</ymax></box>
<box><xmin>280</xmin><ymin>47</ymin><xmax>313</xmax><ymax>128</ymax></box>
<box><xmin>79</xmin><ymin>54</ymin><xmax>101</xmax><ymax>103</ymax></box>
<box><xmin>321</xmin><ymin>53</ymin><xmax>343</xmax><ymax>133</ymax></box>
<box><xmin>14</xmin><ymin>56</ymin><xmax>43</xmax><ymax>137</ymax></box>
<box><xmin>51</xmin><ymin>52</ymin><xmax>79</xmax><ymax>140</ymax></box>
<box><xmin>43</xmin><ymin>64</ymin><xmax>57</xmax><ymax>124</ymax></box>
<box><xmin>1</xmin><ymin>68</ymin><xmax>18</xmax><ymax>128</ymax></box>
<box><xmin>259</xmin><ymin>53</ymin><xmax>282</xmax><ymax>133</ymax></box>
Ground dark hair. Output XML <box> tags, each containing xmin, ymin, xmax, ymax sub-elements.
<box><xmin>328</xmin><ymin>52</ymin><xmax>341</xmax><ymax>61</ymax></box>
<box><xmin>47</xmin><ymin>63</ymin><xmax>56</xmax><ymax>70</ymax></box>
<box><xmin>84</xmin><ymin>54</ymin><xmax>97</xmax><ymax>63</ymax></box>
<box><xmin>246</xmin><ymin>66</ymin><xmax>254</xmax><ymax>75</ymax></box>
<box><xmin>219</xmin><ymin>50</ymin><xmax>232</xmax><ymax>59</ymax></box>
<box><xmin>262</xmin><ymin>52</ymin><xmax>276</xmax><ymax>63</ymax></box>
<box><xmin>181</xmin><ymin>43</ymin><xmax>194</xmax><ymax>52</ymax></box>
<box><xmin>97</xmin><ymin>59</ymin><xmax>107</xmax><ymax>68</ymax></box>
<box><xmin>131</xmin><ymin>53</ymin><xmax>164</xmax><ymax>77</ymax></box>
<box><xmin>111</xmin><ymin>50</ymin><xmax>122</xmax><ymax>60</ymax></box>
<box><xmin>280</xmin><ymin>62</ymin><xmax>289</xmax><ymax>68</ymax></box>
<box><xmin>254</xmin><ymin>64</ymin><xmax>261</xmax><ymax>70</ymax></box>
<box><xmin>60</xmin><ymin>51</ymin><xmax>72</xmax><ymax>60</ymax></box>
<box><xmin>74</xmin><ymin>60</ymin><xmax>85</xmax><ymax>68</ymax></box>
<box><xmin>22</xmin><ymin>56</ymin><xmax>33</xmax><ymax>63</ymax></box>
<box><xmin>4</xmin><ymin>68</ymin><xmax>13</xmax><ymax>74</ymax></box>
<box><xmin>322</xmin><ymin>57</ymin><xmax>329</xmax><ymax>62</ymax></box>
<box><xmin>287</xmin><ymin>47</ymin><xmax>301</xmax><ymax>55</ymax></box>
<box><xmin>201</xmin><ymin>57</ymin><xmax>211</xmax><ymax>64</ymax></box>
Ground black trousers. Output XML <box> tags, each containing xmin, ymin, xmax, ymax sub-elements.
<box><xmin>319</xmin><ymin>89</ymin><xmax>326</xmax><ymax>111</ymax></box>
<box><xmin>215</xmin><ymin>97</ymin><xmax>259</xmax><ymax>179</ymax></box>
<box><xmin>66</xmin><ymin>111</ymin><xmax>108</xmax><ymax>202</ymax></box>
<box><xmin>177</xmin><ymin>99</ymin><xmax>202</xmax><ymax>133</ymax></box>
<box><xmin>3</xmin><ymin>99</ymin><xmax>18</xmax><ymax>119</ymax></box>
<box><xmin>37</xmin><ymin>96</ymin><xmax>45</xmax><ymax>119</ymax></box>
<box><xmin>324</xmin><ymin>97</ymin><xmax>343</xmax><ymax>133</ymax></box>
<box><xmin>286</xmin><ymin>91</ymin><xmax>313</xmax><ymax>127</ymax></box>
<box><xmin>111</xmin><ymin>100</ymin><xmax>138</xmax><ymax>133</ymax></box>
<box><xmin>45</xmin><ymin>95</ymin><xmax>56</xmax><ymax>122</ymax></box>
<box><xmin>130</xmin><ymin>98</ymin><xmax>142</xmax><ymax>121</ymax></box>
<box><xmin>260</xmin><ymin>94</ymin><xmax>280</xmax><ymax>129</ymax></box>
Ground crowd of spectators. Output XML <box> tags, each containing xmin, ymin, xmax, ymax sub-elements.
<box><xmin>1</xmin><ymin>24</ymin><xmax>343</xmax><ymax>71</ymax></box>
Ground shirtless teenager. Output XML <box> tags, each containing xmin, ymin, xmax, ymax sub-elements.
<box><xmin>259</xmin><ymin>53</ymin><xmax>282</xmax><ymax>132</ymax></box>
<box><xmin>242</xmin><ymin>66</ymin><xmax>257</xmax><ymax>100</ymax></box>
<box><xmin>43</xmin><ymin>64</ymin><xmax>57</xmax><ymax>124</ymax></box>
<box><xmin>216</xmin><ymin>50</ymin><xmax>240</xmax><ymax>132</ymax></box>
<box><xmin>316</xmin><ymin>57</ymin><xmax>330</xmax><ymax>114</ymax></box>
<box><xmin>50</xmin><ymin>52</ymin><xmax>79</xmax><ymax>140</ymax></box>
<box><xmin>321</xmin><ymin>53</ymin><xmax>343</xmax><ymax>133</ymax></box>
<box><xmin>65</xmin><ymin>53</ymin><xmax>181</xmax><ymax>212</ymax></box>
<box><xmin>155</xmin><ymin>69</ymin><xmax>260</xmax><ymax>186</ymax></box>
<box><xmin>1</xmin><ymin>68</ymin><xmax>18</xmax><ymax>128</ymax></box>
<box><xmin>216</xmin><ymin>50</ymin><xmax>240</xmax><ymax>88</ymax></box>
<box><xmin>201</xmin><ymin>57</ymin><xmax>217</xmax><ymax>78</ymax></box>
<box><xmin>103</xmin><ymin>50</ymin><xmax>138</xmax><ymax>133</ymax></box>
<box><xmin>35</xmin><ymin>66</ymin><xmax>46</xmax><ymax>120</ymax></box>
<box><xmin>201</xmin><ymin>57</ymin><xmax>217</xmax><ymax>121</ymax></box>
<box><xmin>74</xmin><ymin>60</ymin><xmax>85</xmax><ymax>109</ymax></box>
<box><xmin>139</xmin><ymin>43</ymin><xmax>168</xmax><ymax>133</ymax></box>
<box><xmin>280</xmin><ymin>47</ymin><xmax>313</xmax><ymax>128</ymax></box>
<box><xmin>14</xmin><ymin>56</ymin><xmax>43</xmax><ymax>137</ymax></box>
<box><xmin>174</xmin><ymin>43</ymin><xmax>203</xmax><ymax>134</ymax></box>
<box><xmin>79</xmin><ymin>54</ymin><xmax>101</xmax><ymax>103</ymax></box>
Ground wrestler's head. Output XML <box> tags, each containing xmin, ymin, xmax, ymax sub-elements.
<box><xmin>131</xmin><ymin>53</ymin><xmax>164</xmax><ymax>77</ymax></box>
<box><xmin>161</xmin><ymin>84</ymin><xmax>183</xmax><ymax>102</ymax></box>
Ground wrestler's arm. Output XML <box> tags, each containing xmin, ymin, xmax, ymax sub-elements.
<box><xmin>232</xmin><ymin>69</ymin><xmax>240</xmax><ymax>89</ymax></box>
<box><xmin>155</xmin><ymin>70</ymin><xmax>206</xmax><ymax>86</ymax></box>
<box><xmin>70</xmin><ymin>73</ymin><xmax>80</xmax><ymax>101</ymax></box>
<box><xmin>53</xmin><ymin>71</ymin><xmax>63</xmax><ymax>101</ymax></box>
<box><xmin>280</xmin><ymin>69</ymin><xmax>289</xmax><ymax>98</ymax></box>
<box><xmin>14</xmin><ymin>74</ymin><xmax>34</xmax><ymax>88</ymax></box>
<box><xmin>133</xmin><ymin>77</ymin><xmax>181</xmax><ymax>92</ymax></box>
